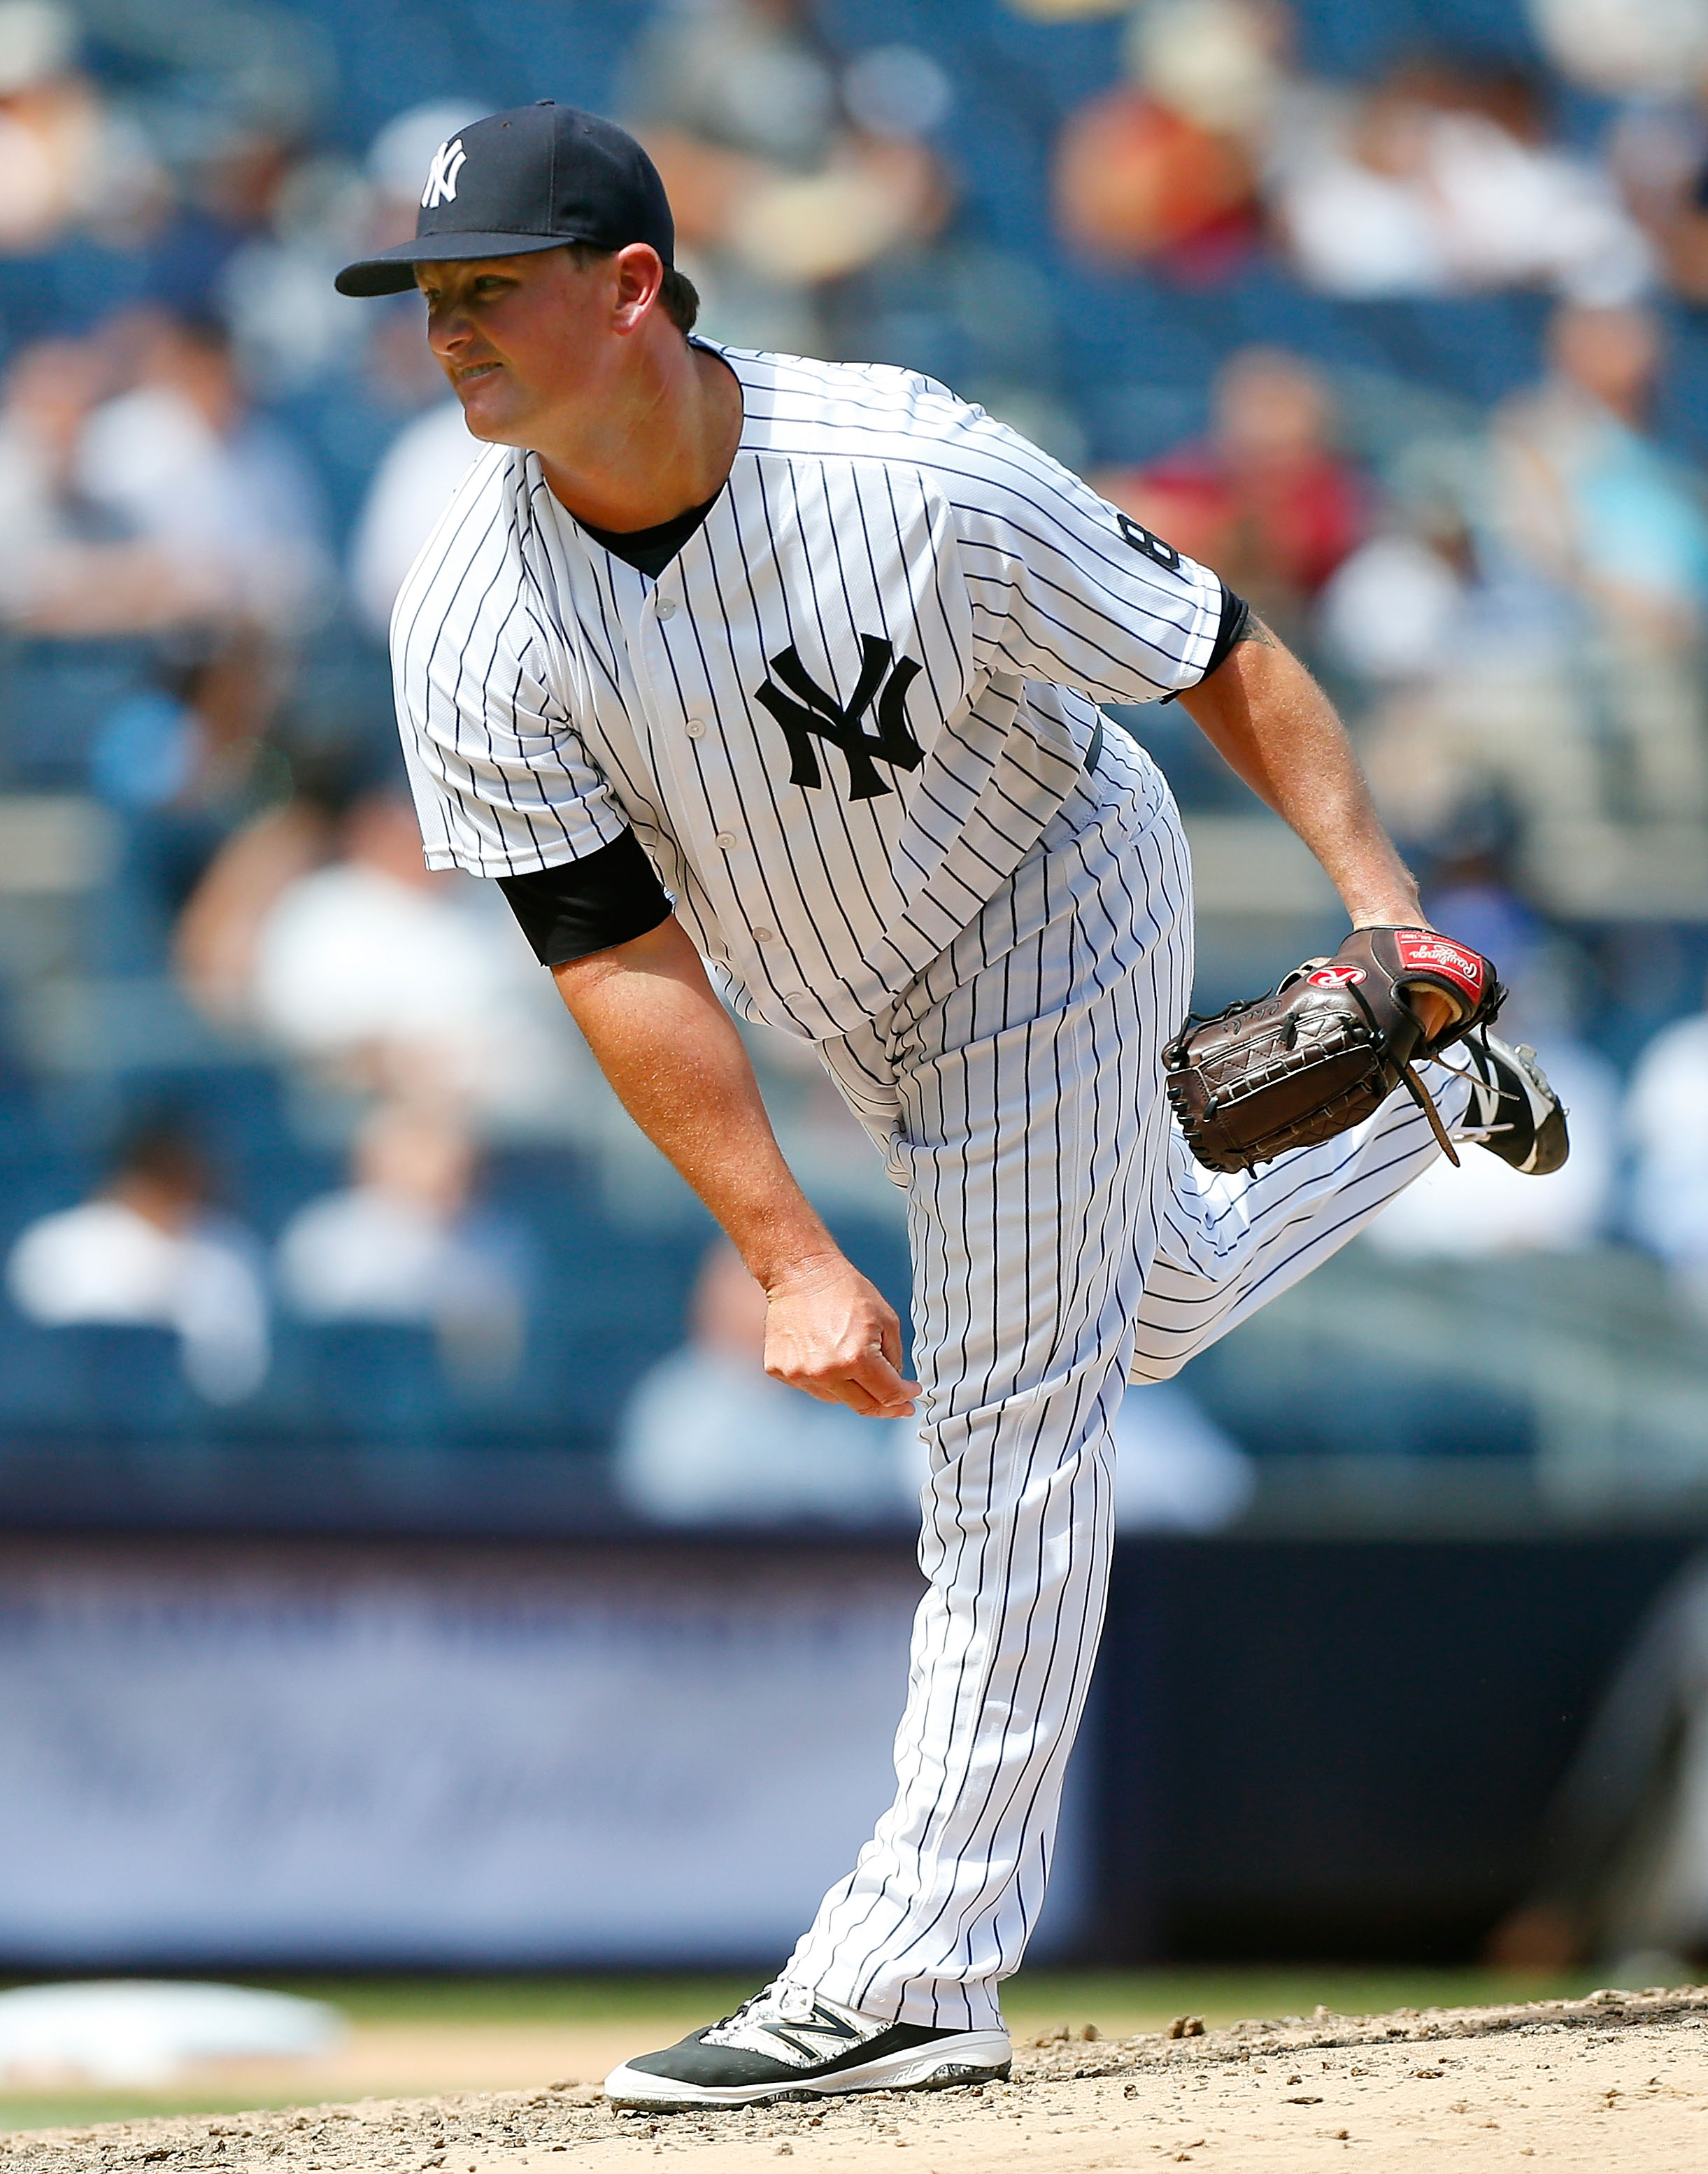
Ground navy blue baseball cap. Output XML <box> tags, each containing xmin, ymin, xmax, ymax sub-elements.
<box><xmin>335</xmin><ymin>101</ymin><xmax>674</xmax><ymax>297</ymax></box>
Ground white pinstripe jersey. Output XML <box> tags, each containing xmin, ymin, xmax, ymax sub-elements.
<box><xmin>393</xmin><ymin>344</ymin><xmax>1225</xmax><ymax>1041</ymax></box>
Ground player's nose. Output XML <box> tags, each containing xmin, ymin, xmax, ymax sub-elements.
<box><xmin>424</xmin><ymin>297</ymin><xmax>478</xmax><ymax>354</ymax></box>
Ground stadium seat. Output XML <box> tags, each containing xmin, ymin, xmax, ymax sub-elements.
<box><xmin>285</xmin><ymin>1319</ymin><xmax>451</xmax><ymax>1448</ymax></box>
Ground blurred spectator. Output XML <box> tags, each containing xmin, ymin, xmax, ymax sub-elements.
<box><xmin>1317</xmin><ymin>511</ymin><xmax>1469</xmax><ymax>690</ymax></box>
<box><xmin>1273</xmin><ymin>59</ymin><xmax>1651</xmax><ymax>302</ymax></box>
<box><xmin>1492</xmin><ymin>303</ymin><xmax>1708</xmax><ymax>820</ymax></box>
<box><xmin>1529</xmin><ymin>0</ymin><xmax>1708</xmax><ymax>103</ymax></box>
<box><xmin>214</xmin><ymin>143</ymin><xmax>371</xmax><ymax>398</ymax></box>
<box><xmin>0</xmin><ymin>335</ymin><xmax>218</xmax><ymax>634</ymax></box>
<box><xmin>1054</xmin><ymin>0</ymin><xmax>1283</xmax><ymax>278</ymax></box>
<box><xmin>1096</xmin><ymin>347</ymin><xmax>1366</xmax><ymax>637</ymax></box>
<box><xmin>0</xmin><ymin>2</ymin><xmax>163</xmax><ymax>258</ymax></box>
<box><xmin>1586</xmin><ymin>0</ymin><xmax>1708</xmax><ymax>311</ymax></box>
<box><xmin>1324</xmin><ymin>474</ymin><xmax>1600</xmax><ymax>836</ymax></box>
<box><xmin>276</xmin><ymin>1100</ymin><xmax>527</xmax><ymax>1383</ymax></box>
<box><xmin>89</xmin><ymin>628</ymin><xmax>278</xmax><ymax>974</ymax></box>
<box><xmin>624</xmin><ymin>0</ymin><xmax>951</xmax><ymax>354</ymax></box>
<box><xmin>1334</xmin><ymin>306</ymin><xmax>1708</xmax><ymax>837</ymax></box>
<box><xmin>1628</xmin><ymin>969</ymin><xmax>1708</xmax><ymax>1321</ymax></box>
<box><xmin>1607</xmin><ymin>90</ymin><xmax>1708</xmax><ymax>306</ymax></box>
<box><xmin>229</xmin><ymin>792</ymin><xmax>584</xmax><ymax>1132</ymax></box>
<box><xmin>5</xmin><ymin>1111</ymin><xmax>268</xmax><ymax>1402</ymax></box>
<box><xmin>1315</xmin><ymin>438</ymin><xmax>1502</xmax><ymax>690</ymax></box>
<box><xmin>1490</xmin><ymin>1549</ymin><xmax>1708</xmax><ymax>1979</ymax></box>
<box><xmin>136</xmin><ymin>106</ymin><xmax>323</xmax><ymax>337</ymax></box>
<box><xmin>348</xmin><ymin>399</ymin><xmax>478</xmax><ymax>642</ymax></box>
<box><xmin>615</xmin><ymin>1238</ymin><xmax>920</xmax><ymax>1526</ymax></box>
<box><xmin>74</xmin><ymin>309</ymin><xmax>333</xmax><ymax>633</ymax></box>
<box><xmin>91</xmin><ymin>631</ymin><xmax>272</xmax><ymax>823</ymax></box>
<box><xmin>173</xmin><ymin>751</ymin><xmax>361</xmax><ymax>1026</ymax></box>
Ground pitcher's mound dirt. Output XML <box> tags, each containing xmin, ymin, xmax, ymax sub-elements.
<box><xmin>3</xmin><ymin>1987</ymin><xmax>1705</xmax><ymax>2172</ymax></box>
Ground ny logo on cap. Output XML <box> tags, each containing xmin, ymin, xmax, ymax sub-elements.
<box><xmin>755</xmin><ymin>635</ymin><xmax>923</xmax><ymax>800</ymax></box>
<box><xmin>421</xmin><ymin>138</ymin><xmax>467</xmax><ymax>210</ymax></box>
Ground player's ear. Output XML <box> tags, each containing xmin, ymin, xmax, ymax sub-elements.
<box><xmin>610</xmin><ymin>243</ymin><xmax>666</xmax><ymax>335</ymax></box>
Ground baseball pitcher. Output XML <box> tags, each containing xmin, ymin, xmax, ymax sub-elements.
<box><xmin>336</xmin><ymin>102</ymin><xmax>1565</xmax><ymax>2110</ymax></box>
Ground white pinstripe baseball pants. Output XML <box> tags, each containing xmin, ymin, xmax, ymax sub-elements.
<box><xmin>788</xmin><ymin>727</ymin><xmax>1469</xmax><ymax>2031</ymax></box>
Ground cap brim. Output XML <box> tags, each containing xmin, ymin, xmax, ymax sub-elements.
<box><xmin>334</xmin><ymin>231</ymin><xmax>576</xmax><ymax>297</ymax></box>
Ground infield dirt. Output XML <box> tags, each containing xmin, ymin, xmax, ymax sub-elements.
<box><xmin>1</xmin><ymin>1988</ymin><xmax>1703</xmax><ymax>2172</ymax></box>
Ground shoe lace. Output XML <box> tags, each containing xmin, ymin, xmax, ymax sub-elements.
<box><xmin>710</xmin><ymin>1989</ymin><xmax>766</xmax><ymax>2033</ymax></box>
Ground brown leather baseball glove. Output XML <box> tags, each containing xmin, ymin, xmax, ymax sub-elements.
<box><xmin>1162</xmin><ymin>925</ymin><xmax>1504</xmax><ymax>1177</ymax></box>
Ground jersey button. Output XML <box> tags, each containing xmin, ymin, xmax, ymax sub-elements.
<box><xmin>685</xmin><ymin>718</ymin><xmax>706</xmax><ymax>739</ymax></box>
<box><xmin>753</xmin><ymin>926</ymin><xmax>776</xmax><ymax>944</ymax></box>
<box><xmin>655</xmin><ymin>597</ymin><xmax>677</xmax><ymax>620</ymax></box>
<box><xmin>713</xmin><ymin>831</ymin><xmax>736</xmax><ymax>849</ymax></box>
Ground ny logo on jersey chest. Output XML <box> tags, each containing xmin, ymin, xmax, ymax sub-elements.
<box><xmin>753</xmin><ymin>635</ymin><xmax>923</xmax><ymax>800</ymax></box>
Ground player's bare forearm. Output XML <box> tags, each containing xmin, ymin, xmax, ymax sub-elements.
<box><xmin>552</xmin><ymin>917</ymin><xmax>820</xmax><ymax>1270</ymax></box>
<box><xmin>1177</xmin><ymin>618</ymin><xmax>1426</xmax><ymax>931</ymax></box>
<box><xmin>551</xmin><ymin>916</ymin><xmax>919</xmax><ymax>1416</ymax></box>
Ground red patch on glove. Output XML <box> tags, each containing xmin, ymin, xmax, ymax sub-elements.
<box><xmin>1394</xmin><ymin>931</ymin><xmax>1486</xmax><ymax>1005</ymax></box>
<box><xmin>1307</xmin><ymin>966</ymin><xmax>1366</xmax><ymax>988</ymax></box>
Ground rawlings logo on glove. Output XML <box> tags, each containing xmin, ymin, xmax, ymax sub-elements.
<box><xmin>1163</xmin><ymin>925</ymin><xmax>1503</xmax><ymax>1177</ymax></box>
<box><xmin>1392</xmin><ymin>930</ymin><xmax>1487</xmax><ymax>1005</ymax></box>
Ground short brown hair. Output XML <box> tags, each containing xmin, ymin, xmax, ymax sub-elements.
<box><xmin>566</xmin><ymin>241</ymin><xmax>699</xmax><ymax>334</ymax></box>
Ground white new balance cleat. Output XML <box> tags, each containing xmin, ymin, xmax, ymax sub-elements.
<box><xmin>603</xmin><ymin>1980</ymin><xmax>1012</xmax><ymax>2110</ymax></box>
<box><xmin>1451</xmin><ymin>1030</ymin><xmax>1570</xmax><ymax>1175</ymax></box>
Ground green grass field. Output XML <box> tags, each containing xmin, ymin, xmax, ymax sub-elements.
<box><xmin>0</xmin><ymin>1966</ymin><xmax>1595</xmax><ymax>2136</ymax></box>
<box><xmin>248</xmin><ymin>1965</ymin><xmax>1596</xmax><ymax>2032</ymax></box>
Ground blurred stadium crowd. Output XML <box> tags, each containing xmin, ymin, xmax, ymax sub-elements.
<box><xmin>2</xmin><ymin>0</ymin><xmax>1708</xmax><ymax>1515</ymax></box>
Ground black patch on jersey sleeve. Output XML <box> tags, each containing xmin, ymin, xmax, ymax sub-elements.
<box><xmin>1116</xmin><ymin>512</ymin><xmax>1182</xmax><ymax>570</ymax></box>
<box><xmin>497</xmin><ymin>830</ymin><xmax>672</xmax><ymax>968</ymax></box>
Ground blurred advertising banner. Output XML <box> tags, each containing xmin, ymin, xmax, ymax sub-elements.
<box><xmin>0</xmin><ymin>1538</ymin><xmax>1086</xmax><ymax>1967</ymax></box>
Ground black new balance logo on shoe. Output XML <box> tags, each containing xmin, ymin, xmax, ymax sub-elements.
<box><xmin>755</xmin><ymin>635</ymin><xmax>923</xmax><ymax>800</ymax></box>
<box><xmin>769</xmin><ymin>2005</ymin><xmax>865</xmax><ymax>2062</ymax></box>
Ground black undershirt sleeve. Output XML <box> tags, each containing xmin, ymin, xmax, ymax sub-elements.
<box><xmin>1158</xmin><ymin>583</ymin><xmax>1250</xmax><ymax>704</ymax></box>
<box><xmin>497</xmin><ymin>830</ymin><xmax>673</xmax><ymax>969</ymax></box>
